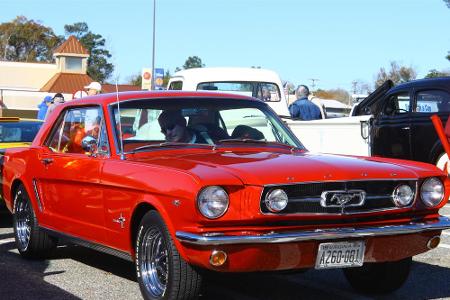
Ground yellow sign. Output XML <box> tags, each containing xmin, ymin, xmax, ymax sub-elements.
<box><xmin>141</xmin><ymin>68</ymin><xmax>152</xmax><ymax>90</ymax></box>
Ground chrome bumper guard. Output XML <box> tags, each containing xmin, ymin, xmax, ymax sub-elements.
<box><xmin>176</xmin><ymin>216</ymin><xmax>450</xmax><ymax>246</ymax></box>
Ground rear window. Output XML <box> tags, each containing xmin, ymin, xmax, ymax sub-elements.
<box><xmin>196</xmin><ymin>81</ymin><xmax>281</xmax><ymax>102</ymax></box>
<box><xmin>0</xmin><ymin>121</ymin><xmax>42</xmax><ymax>143</ymax></box>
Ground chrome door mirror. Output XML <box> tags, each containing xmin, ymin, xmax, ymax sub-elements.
<box><xmin>81</xmin><ymin>135</ymin><xmax>98</xmax><ymax>154</ymax></box>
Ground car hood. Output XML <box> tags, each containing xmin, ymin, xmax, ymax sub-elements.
<box><xmin>130</xmin><ymin>150</ymin><xmax>438</xmax><ymax>186</ymax></box>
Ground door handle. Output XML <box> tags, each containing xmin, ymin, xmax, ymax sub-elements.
<box><xmin>40</xmin><ymin>158</ymin><xmax>54</xmax><ymax>165</ymax></box>
<box><xmin>401</xmin><ymin>127</ymin><xmax>410</xmax><ymax>130</ymax></box>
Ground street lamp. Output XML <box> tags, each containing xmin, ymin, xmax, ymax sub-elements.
<box><xmin>151</xmin><ymin>0</ymin><xmax>156</xmax><ymax>90</ymax></box>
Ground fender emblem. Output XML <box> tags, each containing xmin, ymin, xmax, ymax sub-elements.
<box><xmin>113</xmin><ymin>213</ymin><xmax>126</xmax><ymax>229</ymax></box>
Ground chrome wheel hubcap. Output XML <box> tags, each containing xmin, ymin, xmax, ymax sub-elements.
<box><xmin>140</xmin><ymin>228</ymin><xmax>169</xmax><ymax>298</ymax></box>
<box><xmin>15</xmin><ymin>194</ymin><xmax>31</xmax><ymax>250</ymax></box>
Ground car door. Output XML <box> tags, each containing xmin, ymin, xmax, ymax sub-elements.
<box><xmin>370</xmin><ymin>90</ymin><xmax>412</xmax><ymax>160</ymax></box>
<box><xmin>35</xmin><ymin>106</ymin><xmax>107</xmax><ymax>243</ymax></box>
<box><xmin>409</xmin><ymin>88</ymin><xmax>450</xmax><ymax>164</ymax></box>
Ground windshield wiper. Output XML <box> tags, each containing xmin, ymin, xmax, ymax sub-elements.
<box><xmin>130</xmin><ymin>142</ymin><xmax>214</xmax><ymax>153</ymax></box>
<box><xmin>217</xmin><ymin>139</ymin><xmax>298</xmax><ymax>150</ymax></box>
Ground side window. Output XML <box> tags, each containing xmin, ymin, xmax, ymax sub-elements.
<box><xmin>46</xmin><ymin>107</ymin><xmax>105</xmax><ymax>154</ymax></box>
<box><xmin>168</xmin><ymin>81</ymin><xmax>183</xmax><ymax>90</ymax></box>
<box><xmin>384</xmin><ymin>92</ymin><xmax>410</xmax><ymax>115</ymax></box>
<box><xmin>415</xmin><ymin>90</ymin><xmax>450</xmax><ymax>113</ymax></box>
<box><xmin>256</xmin><ymin>83</ymin><xmax>281</xmax><ymax>102</ymax></box>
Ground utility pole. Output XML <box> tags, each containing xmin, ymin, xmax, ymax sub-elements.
<box><xmin>151</xmin><ymin>0</ymin><xmax>156</xmax><ymax>90</ymax></box>
<box><xmin>309</xmin><ymin>78</ymin><xmax>319</xmax><ymax>91</ymax></box>
<box><xmin>351</xmin><ymin>81</ymin><xmax>358</xmax><ymax>95</ymax></box>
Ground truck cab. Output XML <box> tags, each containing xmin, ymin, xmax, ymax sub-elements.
<box><xmin>167</xmin><ymin>67</ymin><xmax>291</xmax><ymax>116</ymax></box>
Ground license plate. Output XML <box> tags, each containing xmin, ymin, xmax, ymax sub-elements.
<box><xmin>315</xmin><ymin>241</ymin><xmax>365</xmax><ymax>269</ymax></box>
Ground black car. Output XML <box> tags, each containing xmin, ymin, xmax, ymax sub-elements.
<box><xmin>352</xmin><ymin>77</ymin><xmax>450</xmax><ymax>168</ymax></box>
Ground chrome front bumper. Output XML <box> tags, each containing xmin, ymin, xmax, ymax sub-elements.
<box><xmin>176</xmin><ymin>216</ymin><xmax>450</xmax><ymax>246</ymax></box>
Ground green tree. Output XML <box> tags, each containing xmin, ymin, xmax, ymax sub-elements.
<box><xmin>0</xmin><ymin>16</ymin><xmax>61</xmax><ymax>62</ymax></box>
<box><xmin>375</xmin><ymin>61</ymin><xmax>417</xmax><ymax>88</ymax></box>
<box><xmin>163</xmin><ymin>69</ymin><xmax>171</xmax><ymax>87</ymax></box>
<box><xmin>127</xmin><ymin>73</ymin><xmax>142</xmax><ymax>87</ymax></box>
<box><xmin>425</xmin><ymin>69</ymin><xmax>450</xmax><ymax>78</ymax></box>
<box><xmin>64</xmin><ymin>22</ymin><xmax>114</xmax><ymax>82</ymax></box>
<box><xmin>179</xmin><ymin>56</ymin><xmax>205</xmax><ymax>70</ymax></box>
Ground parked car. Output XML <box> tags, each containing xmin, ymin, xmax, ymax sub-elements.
<box><xmin>0</xmin><ymin>117</ymin><xmax>43</xmax><ymax>149</ymax></box>
<box><xmin>290</xmin><ymin>77</ymin><xmax>450</xmax><ymax>169</ymax></box>
<box><xmin>2</xmin><ymin>91</ymin><xmax>450</xmax><ymax>299</ymax></box>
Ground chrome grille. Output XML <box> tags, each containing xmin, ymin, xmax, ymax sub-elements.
<box><xmin>260</xmin><ymin>180</ymin><xmax>417</xmax><ymax>214</ymax></box>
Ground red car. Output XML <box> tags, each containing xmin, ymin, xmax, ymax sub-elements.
<box><xmin>2</xmin><ymin>91</ymin><xmax>450</xmax><ymax>300</ymax></box>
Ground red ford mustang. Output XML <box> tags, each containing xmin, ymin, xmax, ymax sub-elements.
<box><xmin>2</xmin><ymin>91</ymin><xmax>450</xmax><ymax>299</ymax></box>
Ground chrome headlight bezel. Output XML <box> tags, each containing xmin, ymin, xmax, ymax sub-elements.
<box><xmin>420</xmin><ymin>177</ymin><xmax>445</xmax><ymax>207</ymax></box>
<box><xmin>197</xmin><ymin>186</ymin><xmax>229</xmax><ymax>219</ymax></box>
<box><xmin>265</xmin><ymin>188</ymin><xmax>289</xmax><ymax>212</ymax></box>
<box><xmin>392</xmin><ymin>184</ymin><xmax>415</xmax><ymax>207</ymax></box>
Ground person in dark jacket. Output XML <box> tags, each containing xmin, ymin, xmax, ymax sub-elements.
<box><xmin>288</xmin><ymin>85</ymin><xmax>321</xmax><ymax>120</ymax></box>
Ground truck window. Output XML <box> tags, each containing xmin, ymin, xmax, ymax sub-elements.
<box><xmin>384</xmin><ymin>92</ymin><xmax>410</xmax><ymax>115</ymax></box>
<box><xmin>168</xmin><ymin>81</ymin><xmax>183</xmax><ymax>90</ymax></box>
<box><xmin>415</xmin><ymin>90</ymin><xmax>450</xmax><ymax>113</ymax></box>
<box><xmin>196</xmin><ymin>81</ymin><xmax>281</xmax><ymax>102</ymax></box>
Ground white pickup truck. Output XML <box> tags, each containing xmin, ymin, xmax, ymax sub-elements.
<box><xmin>167</xmin><ymin>68</ymin><xmax>450</xmax><ymax>169</ymax></box>
<box><xmin>167</xmin><ymin>67</ymin><xmax>370</xmax><ymax>156</ymax></box>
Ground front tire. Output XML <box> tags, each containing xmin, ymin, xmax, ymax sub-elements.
<box><xmin>13</xmin><ymin>184</ymin><xmax>56</xmax><ymax>258</ymax></box>
<box><xmin>435</xmin><ymin>152</ymin><xmax>448</xmax><ymax>173</ymax></box>
<box><xmin>343</xmin><ymin>257</ymin><xmax>412</xmax><ymax>294</ymax></box>
<box><xmin>135</xmin><ymin>211</ymin><xmax>202</xmax><ymax>300</ymax></box>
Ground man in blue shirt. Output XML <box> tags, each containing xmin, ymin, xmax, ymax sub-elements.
<box><xmin>288</xmin><ymin>85</ymin><xmax>322</xmax><ymax>120</ymax></box>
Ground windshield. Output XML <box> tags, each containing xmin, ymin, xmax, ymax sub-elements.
<box><xmin>111</xmin><ymin>97</ymin><xmax>302</xmax><ymax>153</ymax></box>
<box><xmin>0</xmin><ymin>121</ymin><xmax>42</xmax><ymax>143</ymax></box>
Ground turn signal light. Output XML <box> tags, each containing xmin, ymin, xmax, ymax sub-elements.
<box><xmin>209</xmin><ymin>250</ymin><xmax>227</xmax><ymax>267</ymax></box>
<box><xmin>427</xmin><ymin>236</ymin><xmax>441</xmax><ymax>250</ymax></box>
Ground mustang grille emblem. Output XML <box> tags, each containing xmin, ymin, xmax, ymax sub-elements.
<box><xmin>320</xmin><ymin>190</ymin><xmax>366</xmax><ymax>212</ymax></box>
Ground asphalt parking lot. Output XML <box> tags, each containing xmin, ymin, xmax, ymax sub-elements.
<box><xmin>1</xmin><ymin>205</ymin><xmax>449</xmax><ymax>300</ymax></box>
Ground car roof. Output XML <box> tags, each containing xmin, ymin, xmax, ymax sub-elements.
<box><xmin>392</xmin><ymin>77</ymin><xmax>450</xmax><ymax>91</ymax></box>
<box><xmin>65</xmin><ymin>90</ymin><xmax>261</xmax><ymax>107</ymax></box>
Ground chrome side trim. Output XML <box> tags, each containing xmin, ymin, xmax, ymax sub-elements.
<box><xmin>40</xmin><ymin>226</ymin><xmax>133</xmax><ymax>262</ymax></box>
<box><xmin>176</xmin><ymin>216</ymin><xmax>450</xmax><ymax>246</ymax></box>
<box><xmin>32</xmin><ymin>179</ymin><xmax>43</xmax><ymax>212</ymax></box>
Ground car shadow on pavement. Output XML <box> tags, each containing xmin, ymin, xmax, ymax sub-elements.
<box><xmin>50</xmin><ymin>244</ymin><xmax>137</xmax><ymax>281</ymax></box>
<box><xmin>200</xmin><ymin>260</ymin><xmax>450</xmax><ymax>300</ymax></box>
<box><xmin>0</xmin><ymin>233</ymin><xmax>81</xmax><ymax>299</ymax></box>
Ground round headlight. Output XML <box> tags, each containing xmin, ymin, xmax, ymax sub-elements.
<box><xmin>265</xmin><ymin>189</ymin><xmax>288</xmax><ymax>212</ymax></box>
<box><xmin>392</xmin><ymin>184</ymin><xmax>414</xmax><ymax>207</ymax></box>
<box><xmin>197</xmin><ymin>186</ymin><xmax>229</xmax><ymax>219</ymax></box>
<box><xmin>421</xmin><ymin>177</ymin><xmax>444</xmax><ymax>207</ymax></box>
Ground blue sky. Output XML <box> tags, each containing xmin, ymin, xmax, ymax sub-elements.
<box><xmin>2</xmin><ymin>0</ymin><xmax>450</xmax><ymax>91</ymax></box>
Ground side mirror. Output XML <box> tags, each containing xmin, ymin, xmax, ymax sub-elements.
<box><xmin>81</xmin><ymin>135</ymin><xmax>98</xmax><ymax>154</ymax></box>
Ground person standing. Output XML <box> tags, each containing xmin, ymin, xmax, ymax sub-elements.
<box><xmin>84</xmin><ymin>82</ymin><xmax>102</xmax><ymax>96</ymax></box>
<box><xmin>288</xmin><ymin>85</ymin><xmax>322</xmax><ymax>120</ymax></box>
<box><xmin>37</xmin><ymin>95</ymin><xmax>53</xmax><ymax>120</ymax></box>
<box><xmin>0</xmin><ymin>95</ymin><xmax>7</xmax><ymax>117</ymax></box>
<box><xmin>44</xmin><ymin>93</ymin><xmax>65</xmax><ymax>121</ymax></box>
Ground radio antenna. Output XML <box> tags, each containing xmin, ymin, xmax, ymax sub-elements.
<box><xmin>115</xmin><ymin>77</ymin><xmax>125</xmax><ymax>160</ymax></box>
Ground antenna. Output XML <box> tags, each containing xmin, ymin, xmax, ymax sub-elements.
<box><xmin>115</xmin><ymin>77</ymin><xmax>125</xmax><ymax>160</ymax></box>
